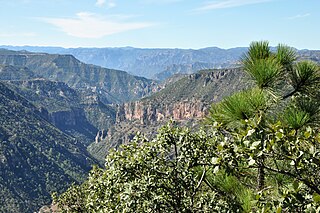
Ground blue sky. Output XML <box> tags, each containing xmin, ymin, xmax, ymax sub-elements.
<box><xmin>0</xmin><ymin>0</ymin><xmax>319</xmax><ymax>49</ymax></box>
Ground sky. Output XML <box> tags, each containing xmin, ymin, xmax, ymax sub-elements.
<box><xmin>0</xmin><ymin>0</ymin><xmax>319</xmax><ymax>49</ymax></box>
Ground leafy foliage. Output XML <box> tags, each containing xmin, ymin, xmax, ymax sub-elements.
<box><xmin>282</xmin><ymin>97</ymin><xmax>320</xmax><ymax>129</ymax></box>
<box><xmin>243</xmin><ymin>58</ymin><xmax>283</xmax><ymax>89</ymax></box>
<box><xmin>209</xmin><ymin>118</ymin><xmax>320</xmax><ymax>211</ymax></box>
<box><xmin>275</xmin><ymin>44</ymin><xmax>296</xmax><ymax>71</ymax></box>
<box><xmin>55</xmin><ymin>124</ymin><xmax>227</xmax><ymax>212</ymax></box>
<box><xmin>207</xmin><ymin>88</ymin><xmax>268</xmax><ymax>129</ymax></box>
<box><xmin>55</xmin><ymin>119</ymin><xmax>320</xmax><ymax>212</ymax></box>
<box><xmin>242</xmin><ymin>41</ymin><xmax>271</xmax><ymax>62</ymax></box>
<box><xmin>290</xmin><ymin>61</ymin><xmax>320</xmax><ymax>94</ymax></box>
<box><xmin>206</xmin><ymin>40</ymin><xmax>320</xmax><ymax>211</ymax></box>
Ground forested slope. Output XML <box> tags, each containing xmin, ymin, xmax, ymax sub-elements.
<box><xmin>0</xmin><ymin>82</ymin><xmax>96</xmax><ymax>212</ymax></box>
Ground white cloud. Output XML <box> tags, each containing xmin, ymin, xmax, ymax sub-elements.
<box><xmin>42</xmin><ymin>12</ymin><xmax>153</xmax><ymax>38</ymax></box>
<box><xmin>196</xmin><ymin>0</ymin><xmax>273</xmax><ymax>11</ymax></box>
<box><xmin>96</xmin><ymin>0</ymin><xmax>105</xmax><ymax>6</ymax></box>
<box><xmin>108</xmin><ymin>1</ymin><xmax>116</xmax><ymax>8</ymax></box>
<box><xmin>96</xmin><ymin>0</ymin><xmax>116</xmax><ymax>8</ymax></box>
<box><xmin>286</xmin><ymin>13</ymin><xmax>310</xmax><ymax>20</ymax></box>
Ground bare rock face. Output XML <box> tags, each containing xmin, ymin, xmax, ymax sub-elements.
<box><xmin>116</xmin><ymin>98</ymin><xmax>208</xmax><ymax>125</ymax></box>
<box><xmin>95</xmin><ymin>130</ymin><xmax>108</xmax><ymax>143</ymax></box>
<box><xmin>115</xmin><ymin>68</ymin><xmax>246</xmax><ymax>125</ymax></box>
<box><xmin>90</xmin><ymin>98</ymin><xmax>209</xmax><ymax>163</ymax></box>
<box><xmin>49</xmin><ymin>108</ymin><xmax>83</xmax><ymax>128</ymax></box>
<box><xmin>172</xmin><ymin>100</ymin><xmax>207</xmax><ymax>120</ymax></box>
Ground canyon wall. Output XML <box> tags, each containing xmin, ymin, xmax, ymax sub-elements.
<box><xmin>116</xmin><ymin>99</ymin><xmax>209</xmax><ymax>125</ymax></box>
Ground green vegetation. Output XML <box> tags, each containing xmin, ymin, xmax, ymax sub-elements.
<box><xmin>56</xmin><ymin>125</ymin><xmax>221</xmax><ymax>212</ymax></box>
<box><xmin>54</xmin><ymin>41</ymin><xmax>320</xmax><ymax>212</ymax></box>
<box><xmin>0</xmin><ymin>82</ymin><xmax>97</xmax><ymax>212</ymax></box>
<box><xmin>54</xmin><ymin>123</ymin><xmax>320</xmax><ymax>212</ymax></box>
<box><xmin>0</xmin><ymin>64</ymin><xmax>35</xmax><ymax>80</ymax></box>
<box><xmin>5</xmin><ymin>80</ymin><xmax>104</xmax><ymax>144</ymax></box>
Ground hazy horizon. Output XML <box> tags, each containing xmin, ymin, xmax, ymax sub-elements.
<box><xmin>1</xmin><ymin>44</ymin><xmax>319</xmax><ymax>52</ymax></box>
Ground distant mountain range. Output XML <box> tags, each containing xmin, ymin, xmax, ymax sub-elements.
<box><xmin>0</xmin><ymin>49</ymin><xmax>157</xmax><ymax>104</ymax></box>
<box><xmin>1</xmin><ymin>45</ymin><xmax>319</xmax><ymax>81</ymax></box>
<box><xmin>0</xmin><ymin>46</ymin><xmax>246</xmax><ymax>79</ymax></box>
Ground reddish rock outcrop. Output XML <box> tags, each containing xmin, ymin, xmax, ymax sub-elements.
<box><xmin>116</xmin><ymin>98</ymin><xmax>209</xmax><ymax>125</ymax></box>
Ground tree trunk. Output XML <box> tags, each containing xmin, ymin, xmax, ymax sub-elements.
<box><xmin>257</xmin><ymin>159</ymin><xmax>265</xmax><ymax>190</ymax></box>
<box><xmin>257</xmin><ymin>133</ymin><xmax>265</xmax><ymax>190</ymax></box>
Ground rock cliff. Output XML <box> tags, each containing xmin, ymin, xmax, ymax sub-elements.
<box><xmin>89</xmin><ymin>68</ymin><xmax>249</xmax><ymax>162</ymax></box>
<box><xmin>115</xmin><ymin>68</ymin><xmax>246</xmax><ymax>125</ymax></box>
<box><xmin>49</xmin><ymin>108</ymin><xmax>86</xmax><ymax>128</ymax></box>
<box><xmin>116</xmin><ymin>99</ymin><xmax>208</xmax><ymax>125</ymax></box>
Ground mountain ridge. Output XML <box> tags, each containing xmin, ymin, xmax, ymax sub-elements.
<box><xmin>2</xmin><ymin>45</ymin><xmax>319</xmax><ymax>80</ymax></box>
<box><xmin>0</xmin><ymin>49</ymin><xmax>158</xmax><ymax>104</ymax></box>
<box><xmin>0</xmin><ymin>46</ymin><xmax>247</xmax><ymax>79</ymax></box>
